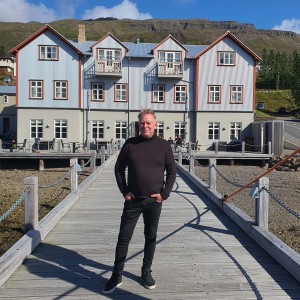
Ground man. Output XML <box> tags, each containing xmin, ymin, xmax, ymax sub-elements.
<box><xmin>102</xmin><ymin>109</ymin><xmax>176</xmax><ymax>294</ymax></box>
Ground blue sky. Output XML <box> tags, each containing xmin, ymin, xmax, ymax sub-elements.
<box><xmin>0</xmin><ymin>0</ymin><xmax>300</xmax><ymax>33</ymax></box>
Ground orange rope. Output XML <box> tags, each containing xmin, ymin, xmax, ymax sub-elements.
<box><xmin>223</xmin><ymin>147</ymin><xmax>300</xmax><ymax>201</ymax></box>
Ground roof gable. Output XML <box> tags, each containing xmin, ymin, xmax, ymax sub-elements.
<box><xmin>91</xmin><ymin>32</ymin><xmax>128</xmax><ymax>53</ymax></box>
<box><xmin>195</xmin><ymin>31</ymin><xmax>261</xmax><ymax>61</ymax></box>
<box><xmin>152</xmin><ymin>35</ymin><xmax>188</xmax><ymax>55</ymax></box>
<box><xmin>9</xmin><ymin>24</ymin><xmax>83</xmax><ymax>55</ymax></box>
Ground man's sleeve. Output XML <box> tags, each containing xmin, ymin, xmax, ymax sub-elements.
<box><xmin>114</xmin><ymin>144</ymin><xmax>129</xmax><ymax>196</ymax></box>
<box><xmin>161</xmin><ymin>145</ymin><xmax>176</xmax><ymax>200</ymax></box>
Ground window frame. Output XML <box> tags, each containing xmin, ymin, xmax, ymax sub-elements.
<box><xmin>217</xmin><ymin>51</ymin><xmax>235</xmax><ymax>66</ymax></box>
<box><xmin>156</xmin><ymin>121</ymin><xmax>164</xmax><ymax>138</ymax></box>
<box><xmin>39</xmin><ymin>45</ymin><xmax>59</xmax><ymax>61</ymax></box>
<box><xmin>54</xmin><ymin>80</ymin><xmax>68</xmax><ymax>100</ymax></box>
<box><xmin>91</xmin><ymin>120</ymin><xmax>105</xmax><ymax>140</ymax></box>
<box><xmin>208</xmin><ymin>122</ymin><xmax>220</xmax><ymax>140</ymax></box>
<box><xmin>114</xmin><ymin>84</ymin><xmax>127</xmax><ymax>102</ymax></box>
<box><xmin>30</xmin><ymin>119</ymin><xmax>43</xmax><ymax>139</ymax></box>
<box><xmin>29</xmin><ymin>80</ymin><xmax>44</xmax><ymax>99</ymax></box>
<box><xmin>115</xmin><ymin>121</ymin><xmax>127</xmax><ymax>139</ymax></box>
<box><xmin>91</xmin><ymin>82</ymin><xmax>105</xmax><ymax>102</ymax></box>
<box><xmin>230</xmin><ymin>122</ymin><xmax>242</xmax><ymax>140</ymax></box>
<box><xmin>174</xmin><ymin>122</ymin><xmax>186</xmax><ymax>140</ymax></box>
<box><xmin>174</xmin><ymin>85</ymin><xmax>187</xmax><ymax>103</ymax></box>
<box><xmin>54</xmin><ymin>119</ymin><xmax>68</xmax><ymax>139</ymax></box>
<box><xmin>3</xmin><ymin>95</ymin><xmax>8</xmax><ymax>104</ymax></box>
<box><xmin>230</xmin><ymin>85</ymin><xmax>243</xmax><ymax>104</ymax></box>
<box><xmin>152</xmin><ymin>84</ymin><xmax>165</xmax><ymax>103</ymax></box>
<box><xmin>208</xmin><ymin>85</ymin><xmax>221</xmax><ymax>103</ymax></box>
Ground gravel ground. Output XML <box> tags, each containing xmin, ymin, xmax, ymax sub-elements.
<box><xmin>192</xmin><ymin>163</ymin><xmax>300</xmax><ymax>253</ymax></box>
<box><xmin>0</xmin><ymin>164</ymin><xmax>299</xmax><ymax>257</ymax></box>
<box><xmin>0</xmin><ymin>168</ymin><xmax>90</xmax><ymax>256</ymax></box>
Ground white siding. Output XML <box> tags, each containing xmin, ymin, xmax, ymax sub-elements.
<box><xmin>197</xmin><ymin>37</ymin><xmax>255</xmax><ymax>112</ymax></box>
<box><xmin>17</xmin><ymin>31</ymin><xmax>80</xmax><ymax>109</ymax></box>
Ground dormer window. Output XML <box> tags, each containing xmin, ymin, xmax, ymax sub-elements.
<box><xmin>218</xmin><ymin>51</ymin><xmax>235</xmax><ymax>66</ymax></box>
<box><xmin>39</xmin><ymin>46</ymin><xmax>58</xmax><ymax>60</ymax></box>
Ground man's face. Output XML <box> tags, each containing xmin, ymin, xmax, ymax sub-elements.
<box><xmin>139</xmin><ymin>113</ymin><xmax>157</xmax><ymax>139</ymax></box>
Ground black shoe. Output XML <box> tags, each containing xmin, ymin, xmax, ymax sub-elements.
<box><xmin>141</xmin><ymin>269</ymin><xmax>156</xmax><ymax>290</ymax></box>
<box><xmin>102</xmin><ymin>273</ymin><xmax>122</xmax><ymax>294</ymax></box>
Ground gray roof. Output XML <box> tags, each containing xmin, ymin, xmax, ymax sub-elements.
<box><xmin>0</xmin><ymin>86</ymin><xmax>16</xmax><ymax>94</ymax></box>
<box><xmin>69</xmin><ymin>40</ymin><xmax>208</xmax><ymax>59</ymax></box>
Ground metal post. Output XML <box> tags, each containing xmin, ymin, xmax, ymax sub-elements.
<box><xmin>209</xmin><ymin>158</ymin><xmax>216</xmax><ymax>191</ymax></box>
<box><xmin>101</xmin><ymin>146</ymin><xmax>106</xmax><ymax>165</ymax></box>
<box><xmin>241</xmin><ymin>141</ymin><xmax>245</xmax><ymax>154</ymax></box>
<box><xmin>268</xmin><ymin>141</ymin><xmax>272</xmax><ymax>155</ymax></box>
<box><xmin>215</xmin><ymin>141</ymin><xmax>219</xmax><ymax>154</ymax></box>
<box><xmin>24</xmin><ymin>176</ymin><xmax>39</xmax><ymax>232</ymax></box>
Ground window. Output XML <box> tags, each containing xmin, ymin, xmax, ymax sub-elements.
<box><xmin>152</xmin><ymin>85</ymin><xmax>165</xmax><ymax>103</ymax></box>
<box><xmin>91</xmin><ymin>82</ymin><xmax>105</xmax><ymax>101</ymax></box>
<box><xmin>230</xmin><ymin>85</ymin><xmax>243</xmax><ymax>103</ymax></box>
<box><xmin>218</xmin><ymin>51</ymin><xmax>235</xmax><ymax>65</ymax></box>
<box><xmin>208</xmin><ymin>122</ymin><xmax>220</xmax><ymax>140</ymax></box>
<box><xmin>115</xmin><ymin>121</ymin><xmax>127</xmax><ymax>139</ymax></box>
<box><xmin>98</xmin><ymin>49</ymin><xmax>121</xmax><ymax>72</ymax></box>
<box><xmin>92</xmin><ymin>121</ymin><xmax>104</xmax><ymax>139</ymax></box>
<box><xmin>54</xmin><ymin>81</ymin><xmax>68</xmax><ymax>99</ymax></box>
<box><xmin>115</xmin><ymin>84</ymin><xmax>127</xmax><ymax>102</ymax></box>
<box><xmin>230</xmin><ymin>122</ymin><xmax>242</xmax><ymax>140</ymax></box>
<box><xmin>208</xmin><ymin>85</ymin><xmax>221</xmax><ymax>103</ymax></box>
<box><xmin>39</xmin><ymin>46</ymin><xmax>58</xmax><ymax>60</ymax></box>
<box><xmin>29</xmin><ymin>80</ymin><xmax>43</xmax><ymax>99</ymax></box>
<box><xmin>174</xmin><ymin>122</ymin><xmax>185</xmax><ymax>140</ymax></box>
<box><xmin>175</xmin><ymin>85</ymin><xmax>187</xmax><ymax>103</ymax></box>
<box><xmin>156</xmin><ymin>121</ymin><xmax>164</xmax><ymax>138</ymax></box>
<box><xmin>159</xmin><ymin>51</ymin><xmax>181</xmax><ymax>63</ymax></box>
<box><xmin>3</xmin><ymin>95</ymin><xmax>8</xmax><ymax>103</ymax></box>
<box><xmin>54</xmin><ymin>120</ymin><xmax>67</xmax><ymax>139</ymax></box>
<box><xmin>30</xmin><ymin>119</ymin><xmax>43</xmax><ymax>138</ymax></box>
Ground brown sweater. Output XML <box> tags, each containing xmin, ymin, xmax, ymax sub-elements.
<box><xmin>115</xmin><ymin>134</ymin><xmax>176</xmax><ymax>200</ymax></box>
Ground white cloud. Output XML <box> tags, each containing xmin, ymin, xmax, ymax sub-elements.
<box><xmin>273</xmin><ymin>18</ymin><xmax>300</xmax><ymax>34</ymax></box>
<box><xmin>0</xmin><ymin>0</ymin><xmax>57</xmax><ymax>22</ymax></box>
<box><xmin>81</xmin><ymin>0</ymin><xmax>152</xmax><ymax>20</ymax></box>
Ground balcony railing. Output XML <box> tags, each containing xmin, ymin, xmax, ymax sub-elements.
<box><xmin>157</xmin><ymin>61</ymin><xmax>183</xmax><ymax>78</ymax></box>
<box><xmin>95</xmin><ymin>59</ymin><xmax>122</xmax><ymax>76</ymax></box>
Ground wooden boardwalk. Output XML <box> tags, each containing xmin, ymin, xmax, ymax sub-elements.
<box><xmin>0</xmin><ymin>158</ymin><xmax>299</xmax><ymax>299</ymax></box>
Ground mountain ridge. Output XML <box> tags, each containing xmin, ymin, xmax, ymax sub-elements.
<box><xmin>1</xmin><ymin>18</ymin><xmax>300</xmax><ymax>57</ymax></box>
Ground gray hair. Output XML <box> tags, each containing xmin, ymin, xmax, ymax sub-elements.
<box><xmin>138</xmin><ymin>108</ymin><xmax>156</xmax><ymax>120</ymax></box>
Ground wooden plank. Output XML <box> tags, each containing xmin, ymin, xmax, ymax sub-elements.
<box><xmin>0</xmin><ymin>158</ymin><xmax>299</xmax><ymax>299</ymax></box>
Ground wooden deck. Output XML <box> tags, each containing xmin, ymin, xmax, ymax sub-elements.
<box><xmin>0</xmin><ymin>158</ymin><xmax>299</xmax><ymax>299</ymax></box>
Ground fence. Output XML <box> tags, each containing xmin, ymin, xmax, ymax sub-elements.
<box><xmin>0</xmin><ymin>147</ymin><xmax>117</xmax><ymax>287</ymax></box>
<box><xmin>176</xmin><ymin>146</ymin><xmax>300</xmax><ymax>283</ymax></box>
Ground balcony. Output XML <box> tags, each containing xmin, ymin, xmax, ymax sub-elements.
<box><xmin>95</xmin><ymin>58</ymin><xmax>122</xmax><ymax>77</ymax></box>
<box><xmin>157</xmin><ymin>61</ymin><xmax>183</xmax><ymax>78</ymax></box>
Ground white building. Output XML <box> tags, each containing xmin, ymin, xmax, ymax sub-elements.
<box><xmin>9</xmin><ymin>24</ymin><xmax>261</xmax><ymax>149</ymax></box>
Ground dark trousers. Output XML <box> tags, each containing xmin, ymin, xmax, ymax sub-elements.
<box><xmin>113</xmin><ymin>197</ymin><xmax>162</xmax><ymax>275</ymax></box>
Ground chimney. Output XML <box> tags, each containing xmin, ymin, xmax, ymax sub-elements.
<box><xmin>78</xmin><ymin>24</ymin><xmax>86</xmax><ymax>43</ymax></box>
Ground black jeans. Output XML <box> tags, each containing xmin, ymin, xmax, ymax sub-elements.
<box><xmin>113</xmin><ymin>197</ymin><xmax>162</xmax><ymax>275</ymax></box>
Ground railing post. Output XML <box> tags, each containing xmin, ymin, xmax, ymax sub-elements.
<box><xmin>209</xmin><ymin>158</ymin><xmax>216</xmax><ymax>191</ymax></box>
<box><xmin>90</xmin><ymin>150</ymin><xmax>96</xmax><ymax>173</ymax></box>
<box><xmin>215</xmin><ymin>142</ymin><xmax>219</xmax><ymax>154</ymax></box>
<box><xmin>268</xmin><ymin>141</ymin><xmax>272</xmax><ymax>155</ymax></box>
<box><xmin>24</xmin><ymin>176</ymin><xmax>39</xmax><ymax>232</ymax></box>
<box><xmin>87</xmin><ymin>140</ymin><xmax>91</xmax><ymax>152</ymax></box>
<box><xmin>101</xmin><ymin>146</ymin><xmax>106</xmax><ymax>165</ymax></box>
<box><xmin>256</xmin><ymin>177</ymin><xmax>269</xmax><ymax>230</ymax></box>
<box><xmin>0</xmin><ymin>139</ymin><xmax>2</xmax><ymax>151</ymax></box>
<box><xmin>241</xmin><ymin>141</ymin><xmax>245</xmax><ymax>154</ymax></box>
<box><xmin>58</xmin><ymin>140</ymin><xmax>62</xmax><ymax>153</ymax></box>
<box><xmin>178</xmin><ymin>149</ymin><xmax>182</xmax><ymax>165</ymax></box>
<box><xmin>189</xmin><ymin>151</ymin><xmax>194</xmax><ymax>173</ymax></box>
<box><xmin>188</xmin><ymin>142</ymin><xmax>192</xmax><ymax>155</ymax></box>
<box><xmin>70</xmin><ymin>158</ymin><xmax>78</xmax><ymax>192</ymax></box>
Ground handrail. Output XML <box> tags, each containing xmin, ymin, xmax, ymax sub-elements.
<box><xmin>223</xmin><ymin>146</ymin><xmax>300</xmax><ymax>201</ymax></box>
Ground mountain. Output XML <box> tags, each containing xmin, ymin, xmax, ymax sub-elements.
<box><xmin>1</xmin><ymin>18</ymin><xmax>300</xmax><ymax>57</ymax></box>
